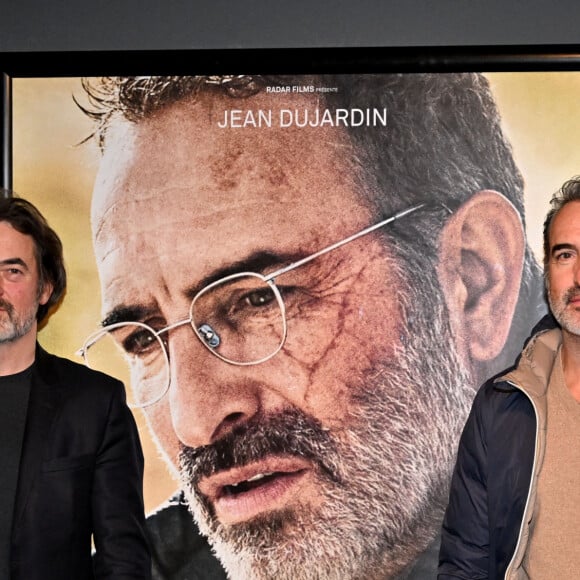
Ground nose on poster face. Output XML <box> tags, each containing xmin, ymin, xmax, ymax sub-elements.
<box><xmin>166</xmin><ymin>330</ymin><xmax>267</xmax><ymax>447</ymax></box>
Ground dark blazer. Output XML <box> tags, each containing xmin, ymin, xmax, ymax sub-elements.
<box><xmin>10</xmin><ymin>345</ymin><xmax>151</xmax><ymax>579</ymax></box>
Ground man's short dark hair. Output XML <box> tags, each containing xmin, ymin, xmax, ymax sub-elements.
<box><xmin>0</xmin><ymin>191</ymin><xmax>67</xmax><ymax>323</ymax></box>
<box><xmin>543</xmin><ymin>176</ymin><xmax>580</xmax><ymax>267</ymax></box>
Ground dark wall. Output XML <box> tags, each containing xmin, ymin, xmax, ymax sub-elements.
<box><xmin>1</xmin><ymin>0</ymin><xmax>580</xmax><ymax>52</ymax></box>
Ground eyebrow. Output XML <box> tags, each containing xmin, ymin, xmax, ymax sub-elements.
<box><xmin>101</xmin><ymin>304</ymin><xmax>153</xmax><ymax>327</ymax></box>
<box><xmin>101</xmin><ymin>249</ymin><xmax>307</xmax><ymax>327</ymax></box>
<box><xmin>0</xmin><ymin>257</ymin><xmax>29</xmax><ymax>270</ymax></box>
<box><xmin>184</xmin><ymin>250</ymin><xmax>307</xmax><ymax>299</ymax></box>
<box><xmin>551</xmin><ymin>243</ymin><xmax>576</xmax><ymax>256</ymax></box>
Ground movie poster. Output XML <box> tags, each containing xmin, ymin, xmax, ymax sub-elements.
<box><xmin>10</xmin><ymin>72</ymin><xmax>580</xmax><ymax>579</ymax></box>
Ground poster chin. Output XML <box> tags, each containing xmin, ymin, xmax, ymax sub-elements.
<box><xmin>2</xmin><ymin>46</ymin><xmax>580</xmax><ymax>579</ymax></box>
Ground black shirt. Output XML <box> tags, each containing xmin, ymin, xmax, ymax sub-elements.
<box><xmin>0</xmin><ymin>365</ymin><xmax>33</xmax><ymax>579</ymax></box>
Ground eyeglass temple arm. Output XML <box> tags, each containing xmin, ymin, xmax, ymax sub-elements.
<box><xmin>76</xmin><ymin>202</ymin><xmax>426</xmax><ymax>356</ymax></box>
<box><xmin>265</xmin><ymin>203</ymin><xmax>426</xmax><ymax>282</ymax></box>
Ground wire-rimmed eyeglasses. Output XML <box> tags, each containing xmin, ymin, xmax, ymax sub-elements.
<box><xmin>77</xmin><ymin>203</ymin><xmax>425</xmax><ymax>408</ymax></box>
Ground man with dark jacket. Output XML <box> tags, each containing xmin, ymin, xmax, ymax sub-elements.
<box><xmin>439</xmin><ymin>177</ymin><xmax>580</xmax><ymax>578</ymax></box>
<box><xmin>0</xmin><ymin>192</ymin><xmax>151</xmax><ymax>579</ymax></box>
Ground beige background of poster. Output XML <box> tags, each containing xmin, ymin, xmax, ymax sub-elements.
<box><xmin>11</xmin><ymin>72</ymin><xmax>580</xmax><ymax>514</ymax></box>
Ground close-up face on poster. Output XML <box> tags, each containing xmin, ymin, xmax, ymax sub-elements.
<box><xmin>9</xmin><ymin>71</ymin><xmax>580</xmax><ymax>579</ymax></box>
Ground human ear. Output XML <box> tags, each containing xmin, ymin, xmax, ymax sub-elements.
<box><xmin>437</xmin><ymin>190</ymin><xmax>525</xmax><ymax>364</ymax></box>
<box><xmin>38</xmin><ymin>281</ymin><xmax>54</xmax><ymax>306</ymax></box>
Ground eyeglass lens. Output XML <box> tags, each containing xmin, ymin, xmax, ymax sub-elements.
<box><xmin>83</xmin><ymin>323</ymin><xmax>170</xmax><ymax>407</ymax></box>
<box><xmin>190</xmin><ymin>273</ymin><xmax>286</xmax><ymax>363</ymax></box>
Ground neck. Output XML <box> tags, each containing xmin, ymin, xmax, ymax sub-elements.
<box><xmin>559</xmin><ymin>332</ymin><xmax>580</xmax><ymax>402</ymax></box>
<box><xmin>0</xmin><ymin>329</ymin><xmax>38</xmax><ymax>376</ymax></box>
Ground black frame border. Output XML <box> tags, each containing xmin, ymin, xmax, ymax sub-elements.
<box><xmin>3</xmin><ymin>44</ymin><xmax>580</xmax><ymax>189</ymax></box>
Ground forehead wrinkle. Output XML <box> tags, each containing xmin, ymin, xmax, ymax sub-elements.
<box><xmin>92</xmin><ymin>188</ymin><xmax>166</xmax><ymax>244</ymax></box>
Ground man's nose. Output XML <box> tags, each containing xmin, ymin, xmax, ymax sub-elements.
<box><xmin>167</xmin><ymin>329</ymin><xmax>266</xmax><ymax>448</ymax></box>
<box><xmin>574</xmin><ymin>260</ymin><xmax>580</xmax><ymax>286</ymax></box>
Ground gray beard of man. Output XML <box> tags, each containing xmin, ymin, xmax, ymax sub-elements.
<box><xmin>547</xmin><ymin>283</ymin><xmax>580</xmax><ymax>336</ymax></box>
<box><xmin>0</xmin><ymin>298</ymin><xmax>37</xmax><ymax>344</ymax></box>
<box><xmin>178</xmin><ymin>275</ymin><xmax>474</xmax><ymax>580</ymax></box>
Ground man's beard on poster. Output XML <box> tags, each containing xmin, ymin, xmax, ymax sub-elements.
<box><xmin>176</xmin><ymin>282</ymin><xmax>474</xmax><ymax>580</ymax></box>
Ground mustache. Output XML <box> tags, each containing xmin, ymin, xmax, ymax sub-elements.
<box><xmin>0</xmin><ymin>299</ymin><xmax>13</xmax><ymax>314</ymax></box>
<box><xmin>179</xmin><ymin>408</ymin><xmax>342</xmax><ymax>488</ymax></box>
<box><xmin>565</xmin><ymin>287</ymin><xmax>580</xmax><ymax>303</ymax></box>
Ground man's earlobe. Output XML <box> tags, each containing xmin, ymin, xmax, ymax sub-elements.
<box><xmin>437</xmin><ymin>190</ymin><xmax>525</xmax><ymax>364</ymax></box>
